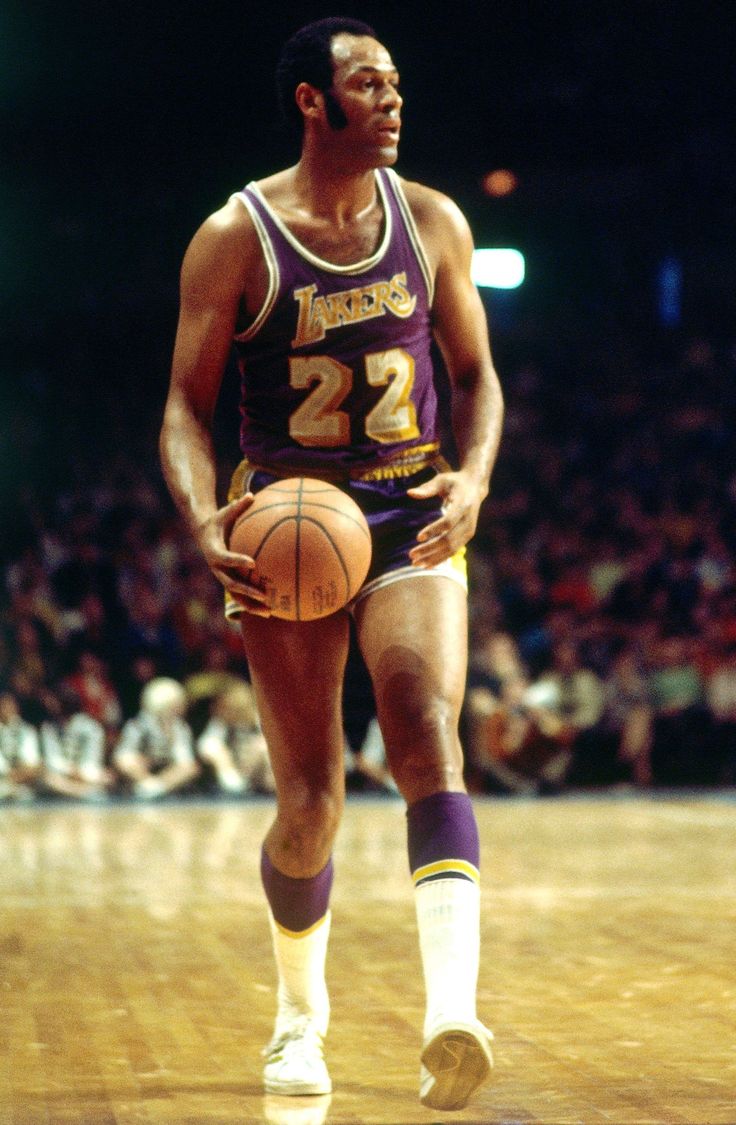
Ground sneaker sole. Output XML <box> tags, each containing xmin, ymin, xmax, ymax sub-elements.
<box><xmin>420</xmin><ymin>1023</ymin><xmax>493</xmax><ymax>1111</ymax></box>
<box><xmin>264</xmin><ymin>1076</ymin><xmax>332</xmax><ymax>1097</ymax></box>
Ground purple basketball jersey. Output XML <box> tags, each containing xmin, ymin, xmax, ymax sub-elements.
<box><xmin>232</xmin><ymin>169</ymin><xmax>439</xmax><ymax>474</ymax></box>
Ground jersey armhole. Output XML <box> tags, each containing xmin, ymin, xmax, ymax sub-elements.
<box><xmin>231</xmin><ymin>190</ymin><xmax>280</xmax><ymax>343</ymax></box>
<box><xmin>383</xmin><ymin>168</ymin><xmax>435</xmax><ymax>305</ymax></box>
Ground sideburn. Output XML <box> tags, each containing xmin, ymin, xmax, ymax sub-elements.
<box><xmin>323</xmin><ymin>88</ymin><xmax>349</xmax><ymax>130</ymax></box>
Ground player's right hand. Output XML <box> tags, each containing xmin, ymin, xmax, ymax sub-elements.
<box><xmin>197</xmin><ymin>493</ymin><xmax>272</xmax><ymax>617</ymax></box>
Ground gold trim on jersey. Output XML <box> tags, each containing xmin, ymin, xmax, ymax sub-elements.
<box><xmin>412</xmin><ymin>859</ymin><xmax>480</xmax><ymax>887</ymax></box>
<box><xmin>232</xmin><ymin>193</ymin><xmax>280</xmax><ymax>343</ymax></box>
<box><xmin>227</xmin><ymin>443</ymin><xmax>442</xmax><ymax>489</ymax></box>
<box><xmin>247</xmin><ymin>171</ymin><xmax>393</xmax><ymax>276</ymax></box>
<box><xmin>384</xmin><ymin>168</ymin><xmax>435</xmax><ymax>305</ymax></box>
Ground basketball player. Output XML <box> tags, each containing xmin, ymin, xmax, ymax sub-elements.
<box><xmin>160</xmin><ymin>17</ymin><xmax>504</xmax><ymax>1112</ymax></box>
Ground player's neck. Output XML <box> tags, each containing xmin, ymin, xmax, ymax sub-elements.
<box><xmin>292</xmin><ymin>152</ymin><xmax>379</xmax><ymax>225</ymax></box>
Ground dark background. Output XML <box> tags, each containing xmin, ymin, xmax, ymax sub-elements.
<box><xmin>2</xmin><ymin>0</ymin><xmax>735</xmax><ymax>500</ymax></box>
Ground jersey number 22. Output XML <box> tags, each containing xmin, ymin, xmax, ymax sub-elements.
<box><xmin>288</xmin><ymin>347</ymin><xmax>420</xmax><ymax>447</ymax></box>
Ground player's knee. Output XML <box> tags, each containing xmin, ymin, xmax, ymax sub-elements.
<box><xmin>278</xmin><ymin>784</ymin><xmax>343</xmax><ymax>843</ymax></box>
<box><xmin>381</xmin><ymin>694</ymin><xmax>460</xmax><ymax>750</ymax></box>
<box><xmin>392</xmin><ymin>746</ymin><xmax>465</xmax><ymax>801</ymax></box>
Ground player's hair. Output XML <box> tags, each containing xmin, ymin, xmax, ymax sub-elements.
<box><xmin>276</xmin><ymin>16</ymin><xmax>376</xmax><ymax>132</ymax></box>
<box><xmin>141</xmin><ymin>677</ymin><xmax>186</xmax><ymax>717</ymax></box>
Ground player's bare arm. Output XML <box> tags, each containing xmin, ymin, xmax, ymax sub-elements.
<box><xmin>402</xmin><ymin>182</ymin><xmax>504</xmax><ymax>567</ymax></box>
<box><xmin>160</xmin><ymin>201</ymin><xmax>271</xmax><ymax>614</ymax></box>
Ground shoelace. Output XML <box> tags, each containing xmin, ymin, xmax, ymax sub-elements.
<box><xmin>263</xmin><ymin>1016</ymin><xmax>324</xmax><ymax>1061</ymax></box>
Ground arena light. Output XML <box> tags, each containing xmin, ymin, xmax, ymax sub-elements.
<box><xmin>482</xmin><ymin>169</ymin><xmax>518</xmax><ymax>197</ymax></box>
<box><xmin>471</xmin><ymin>248</ymin><xmax>525</xmax><ymax>289</ymax></box>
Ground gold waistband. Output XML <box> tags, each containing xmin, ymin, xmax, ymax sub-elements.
<box><xmin>233</xmin><ymin>443</ymin><xmax>443</xmax><ymax>486</ymax></box>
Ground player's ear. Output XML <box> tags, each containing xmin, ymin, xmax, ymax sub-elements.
<box><xmin>295</xmin><ymin>82</ymin><xmax>324</xmax><ymax>122</ymax></box>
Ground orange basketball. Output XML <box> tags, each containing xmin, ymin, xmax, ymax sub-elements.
<box><xmin>229</xmin><ymin>478</ymin><xmax>372</xmax><ymax>621</ymax></box>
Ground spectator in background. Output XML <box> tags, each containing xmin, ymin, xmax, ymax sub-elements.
<box><xmin>6</xmin><ymin>667</ymin><xmax>57</xmax><ymax>728</ymax></box>
<box><xmin>596</xmin><ymin>648</ymin><xmax>653</xmax><ymax>787</ymax></box>
<box><xmin>39</xmin><ymin>685</ymin><xmax>114</xmax><ymax>799</ymax></box>
<box><xmin>534</xmin><ymin>640</ymin><xmax>606</xmax><ymax>786</ymax></box>
<box><xmin>183</xmin><ymin>642</ymin><xmax>242</xmax><ymax>737</ymax></box>
<box><xmin>0</xmin><ymin>689</ymin><xmax>42</xmax><ymax>801</ymax></box>
<box><xmin>464</xmin><ymin>631</ymin><xmax>570</xmax><ymax>793</ymax></box>
<box><xmin>648</xmin><ymin>635</ymin><xmax>713</xmax><ymax>786</ymax></box>
<box><xmin>197</xmin><ymin>682</ymin><xmax>274</xmax><ymax>795</ymax></box>
<box><xmin>120</xmin><ymin>582</ymin><xmax>184</xmax><ymax>679</ymax></box>
<box><xmin>705</xmin><ymin>641</ymin><xmax>736</xmax><ymax>784</ymax></box>
<box><xmin>113</xmin><ymin>677</ymin><xmax>200</xmax><ymax>799</ymax></box>
<box><xmin>116</xmin><ymin>654</ymin><xmax>160</xmax><ymax>721</ymax></box>
<box><xmin>345</xmin><ymin>716</ymin><xmax>398</xmax><ymax>794</ymax></box>
<box><xmin>7</xmin><ymin>617</ymin><xmax>56</xmax><ymax>703</ymax></box>
<box><xmin>64</xmin><ymin>648</ymin><xmax>122</xmax><ymax>730</ymax></box>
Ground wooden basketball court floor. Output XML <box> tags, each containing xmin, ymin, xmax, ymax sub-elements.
<box><xmin>0</xmin><ymin>794</ymin><xmax>734</xmax><ymax>1124</ymax></box>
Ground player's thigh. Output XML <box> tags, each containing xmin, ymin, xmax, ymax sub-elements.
<box><xmin>354</xmin><ymin>575</ymin><xmax>468</xmax><ymax>744</ymax></box>
<box><xmin>239</xmin><ymin>610</ymin><xmax>350</xmax><ymax>787</ymax></box>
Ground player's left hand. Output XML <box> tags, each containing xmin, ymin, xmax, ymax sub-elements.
<box><xmin>407</xmin><ymin>469</ymin><xmax>486</xmax><ymax>568</ymax></box>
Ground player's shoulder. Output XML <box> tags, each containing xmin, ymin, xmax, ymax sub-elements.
<box><xmin>180</xmin><ymin>188</ymin><xmax>265</xmax><ymax>297</ymax></box>
<box><xmin>188</xmin><ymin>192</ymin><xmax>259</xmax><ymax>261</ymax></box>
<box><xmin>394</xmin><ymin>175</ymin><xmax>472</xmax><ymax>240</ymax></box>
<box><xmin>393</xmin><ymin>175</ymin><xmax>474</xmax><ymax>272</ymax></box>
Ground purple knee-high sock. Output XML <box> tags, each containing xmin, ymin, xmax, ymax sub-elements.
<box><xmin>407</xmin><ymin>791</ymin><xmax>480</xmax><ymax>884</ymax></box>
<box><xmin>408</xmin><ymin>792</ymin><xmax>483</xmax><ymax>1034</ymax></box>
<box><xmin>261</xmin><ymin>848</ymin><xmax>334</xmax><ymax>932</ymax></box>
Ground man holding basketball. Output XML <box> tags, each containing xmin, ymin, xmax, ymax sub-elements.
<box><xmin>160</xmin><ymin>16</ymin><xmax>503</xmax><ymax>1113</ymax></box>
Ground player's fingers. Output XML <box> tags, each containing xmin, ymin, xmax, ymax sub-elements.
<box><xmin>408</xmin><ymin>537</ymin><xmax>449</xmax><ymax>568</ymax></box>
<box><xmin>416</xmin><ymin>492</ymin><xmax>467</xmax><ymax>542</ymax></box>
<box><xmin>232</xmin><ymin>596</ymin><xmax>272</xmax><ymax>618</ymax></box>
<box><xmin>411</xmin><ymin>505</ymin><xmax>474</xmax><ymax>564</ymax></box>
<box><xmin>406</xmin><ymin>478</ymin><xmax>444</xmax><ymax>499</ymax></box>
<box><xmin>212</xmin><ymin>566</ymin><xmax>270</xmax><ymax>605</ymax></box>
<box><xmin>415</xmin><ymin>513</ymin><xmax>451</xmax><ymax>544</ymax></box>
<box><xmin>220</xmin><ymin>492</ymin><xmax>256</xmax><ymax>531</ymax></box>
<box><xmin>217</xmin><ymin>547</ymin><xmax>258</xmax><ymax>572</ymax></box>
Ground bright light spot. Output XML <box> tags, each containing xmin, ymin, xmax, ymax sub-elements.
<box><xmin>471</xmin><ymin>248</ymin><xmax>525</xmax><ymax>289</ymax></box>
<box><xmin>482</xmin><ymin>169</ymin><xmax>518</xmax><ymax>197</ymax></box>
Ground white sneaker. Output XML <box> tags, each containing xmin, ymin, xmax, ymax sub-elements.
<box><xmin>262</xmin><ymin>1093</ymin><xmax>332</xmax><ymax>1125</ymax></box>
<box><xmin>263</xmin><ymin>1016</ymin><xmax>332</xmax><ymax>1096</ymax></box>
<box><xmin>419</xmin><ymin>1019</ymin><xmax>494</xmax><ymax>1110</ymax></box>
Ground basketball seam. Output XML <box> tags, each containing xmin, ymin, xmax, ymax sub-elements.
<box><xmin>298</xmin><ymin>518</ymin><xmax>352</xmax><ymax>600</ymax></box>
<box><xmin>248</xmin><ymin>517</ymin><xmax>297</xmax><ymax>559</ymax></box>
<box><xmin>237</xmin><ymin>499</ymin><xmax>370</xmax><ymax>541</ymax></box>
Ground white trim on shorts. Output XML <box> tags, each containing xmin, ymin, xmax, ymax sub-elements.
<box><xmin>350</xmin><ymin>557</ymin><xmax>468</xmax><ymax>611</ymax></box>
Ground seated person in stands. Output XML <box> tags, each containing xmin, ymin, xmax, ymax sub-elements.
<box><xmin>0</xmin><ymin>689</ymin><xmax>43</xmax><ymax>801</ymax></box>
<box><xmin>464</xmin><ymin>632</ymin><xmax>571</xmax><ymax>793</ymax></box>
<box><xmin>197</xmin><ymin>682</ymin><xmax>274</xmax><ymax>794</ymax></box>
<box><xmin>40</xmin><ymin>685</ymin><xmax>115</xmax><ymax>799</ymax></box>
<box><xmin>113</xmin><ymin>677</ymin><xmax>200</xmax><ymax>799</ymax></box>
<box><xmin>345</xmin><ymin>716</ymin><xmax>398</xmax><ymax>794</ymax></box>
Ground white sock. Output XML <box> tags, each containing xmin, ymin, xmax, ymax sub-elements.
<box><xmin>414</xmin><ymin>878</ymin><xmax>480</xmax><ymax>1037</ymax></box>
<box><xmin>268</xmin><ymin>910</ymin><xmax>331</xmax><ymax>1038</ymax></box>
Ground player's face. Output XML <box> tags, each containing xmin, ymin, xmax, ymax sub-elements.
<box><xmin>325</xmin><ymin>34</ymin><xmax>402</xmax><ymax>165</ymax></box>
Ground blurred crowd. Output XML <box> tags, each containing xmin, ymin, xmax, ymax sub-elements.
<box><xmin>2</xmin><ymin>330</ymin><xmax>736</xmax><ymax>801</ymax></box>
<box><xmin>464</xmin><ymin>331</ymin><xmax>736</xmax><ymax>792</ymax></box>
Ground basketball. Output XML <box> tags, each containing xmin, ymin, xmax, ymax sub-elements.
<box><xmin>229</xmin><ymin>478</ymin><xmax>372</xmax><ymax>621</ymax></box>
